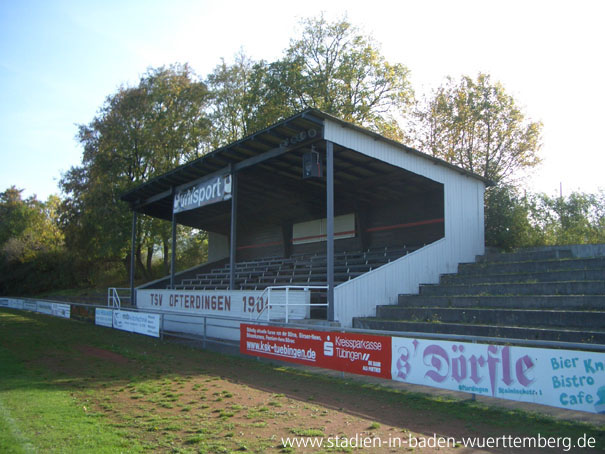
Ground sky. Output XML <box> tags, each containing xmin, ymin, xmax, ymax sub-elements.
<box><xmin>1</xmin><ymin>0</ymin><xmax>604</xmax><ymax>201</ymax></box>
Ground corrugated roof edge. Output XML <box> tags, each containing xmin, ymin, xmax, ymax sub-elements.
<box><xmin>121</xmin><ymin>108</ymin><xmax>493</xmax><ymax>204</ymax></box>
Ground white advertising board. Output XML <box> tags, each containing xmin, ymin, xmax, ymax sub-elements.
<box><xmin>392</xmin><ymin>337</ymin><xmax>605</xmax><ymax>414</ymax></box>
<box><xmin>52</xmin><ymin>303</ymin><xmax>70</xmax><ymax>319</ymax></box>
<box><xmin>137</xmin><ymin>289</ymin><xmax>310</xmax><ymax>321</ymax></box>
<box><xmin>9</xmin><ymin>299</ymin><xmax>24</xmax><ymax>310</ymax></box>
<box><xmin>36</xmin><ymin>301</ymin><xmax>53</xmax><ymax>315</ymax></box>
<box><xmin>0</xmin><ymin>299</ymin><xmax>9</xmax><ymax>307</ymax></box>
<box><xmin>113</xmin><ymin>310</ymin><xmax>160</xmax><ymax>338</ymax></box>
<box><xmin>137</xmin><ymin>289</ymin><xmax>310</xmax><ymax>342</ymax></box>
<box><xmin>23</xmin><ymin>301</ymin><xmax>38</xmax><ymax>311</ymax></box>
<box><xmin>95</xmin><ymin>308</ymin><xmax>114</xmax><ymax>328</ymax></box>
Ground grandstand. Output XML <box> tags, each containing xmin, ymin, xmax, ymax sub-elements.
<box><xmin>122</xmin><ymin>109</ymin><xmax>488</xmax><ymax>331</ymax></box>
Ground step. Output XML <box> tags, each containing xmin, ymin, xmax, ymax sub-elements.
<box><xmin>439</xmin><ymin>268</ymin><xmax>605</xmax><ymax>285</ymax></box>
<box><xmin>397</xmin><ymin>294</ymin><xmax>605</xmax><ymax>310</ymax></box>
<box><xmin>457</xmin><ymin>257</ymin><xmax>605</xmax><ymax>275</ymax></box>
<box><xmin>375</xmin><ymin>306</ymin><xmax>605</xmax><ymax>329</ymax></box>
<box><xmin>419</xmin><ymin>281</ymin><xmax>605</xmax><ymax>297</ymax></box>
<box><xmin>352</xmin><ymin>319</ymin><xmax>605</xmax><ymax>344</ymax></box>
<box><xmin>477</xmin><ymin>248</ymin><xmax>574</xmax><ymax>263</ymax></box>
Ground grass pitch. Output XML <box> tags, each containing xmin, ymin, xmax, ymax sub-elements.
<box><xmin>0</xmin><ymin>309</ymin><xmax>603</xmax><ymax>453</ymax></box>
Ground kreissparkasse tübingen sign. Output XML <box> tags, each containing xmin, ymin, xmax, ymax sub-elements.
<box><xmin>173</xmin><ymin>174</ymin><xmax>232</xmax><ymax>214</ymax></box>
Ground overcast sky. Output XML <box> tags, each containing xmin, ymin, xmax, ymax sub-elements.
<box><xmin>1</xmin><ymin>0</ymin><xmax>603</xmax><ymax>200</ymax></box>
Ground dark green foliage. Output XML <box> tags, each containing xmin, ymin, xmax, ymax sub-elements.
<box><xmin>485</xmin><ymin>186</ymin><xmax>605</xmax><ymax>251</ymax></box>
<box><xmin>485</xmin><ymin>185</ymin><xmax>536</xmax><ymax>251</ymax></box>
<box><xmin>59</xmin><ymin>64</ymin><xmax>211</xmax><ymax>282</ymax></box>
<box><xmin>409</xmin><ymin>73</ymin><xmax>542</xmax><ymax>184</ymax></box>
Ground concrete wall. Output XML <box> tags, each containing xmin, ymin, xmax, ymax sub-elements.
<box><xmin>208</xmin><ymin>231</ymin><xmax>229</xmax><ymax>262</ymax></box>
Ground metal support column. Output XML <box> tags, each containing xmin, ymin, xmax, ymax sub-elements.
<box><xmin>129</xmin><ymin>210</ymin><xmax>137</xmax><ymax>306</ymax></box>
<box><xmin>229</xmin><ymin>172</ymin><xmax>238</xmax><ymax>290</ymax></box>
<box><xmin>326</xmin><ymin>141</ymin><xmax>335</xmax><ymax>321</ymax></box>
<box><xmin>170</xmin><ymin>211</ymin><xmax>177</xmax><ymax>289</ymax></box>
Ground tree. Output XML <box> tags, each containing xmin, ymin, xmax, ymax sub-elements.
<box><xmin>529</xmin><ymin>191</ymin><xmax>605</xmax><ymax>245</ymax></box>
<box><xmin>270</xmin><ymin>14</ymin><xmax>414</xmax><ymax>138</ymax></box>
<box><xmin>59</xmin><ymin>64</ymin><xmax>211</xmax><ymax>280</ymax></box>
<box><xmin>0</xmin><ymin>187</ymin><xmax>70</xmax><ymax>295</ymax></box>
<box><xmin>409</xmin><ymin>73</ymin><xmax>542</xmax><ymax>184</ymax></box>
<box><xmin>205</xmin><ymin>15</ymin><xmax>414</xmax><ymax>144</ymax></box>
<box><xmin>484</xmin><ymin>185</ymin><xmax>537</xmax><ymax>250</ymax></box>
<box><xmin>0</xmin><ymin>187</ymin><xmax>63</xmax><ymax>262</ymax></box>
<box><xmin>205</xmin><ymin>52</ymin><xmax>271</xmax><ymax>147</ymax></box>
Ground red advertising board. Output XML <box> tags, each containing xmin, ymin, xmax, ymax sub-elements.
<box><xmin>240</xmin><ymin>323</ymin><xmax>391</xmax><ymax>379</ymax></box>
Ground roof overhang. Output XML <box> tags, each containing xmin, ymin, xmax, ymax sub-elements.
<box><xmin>121</xmin><ymin>109</ymin><xmax>490</xmax><ymax>232</ymax></box>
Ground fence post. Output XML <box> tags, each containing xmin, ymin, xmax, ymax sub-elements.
<box><xmin>203</xmin><ymin>316</ymin><xmax>207</xmax><ymax>349</ymax></box>
<box><xmin>267</xmin><ymin>288</ymin><xmax>271</xmax><ymax>321</ymax></box>
<box><xmin>285</xmin><ymin>287</ymin><xmax>289</xmax><ymax>324</ymax></box>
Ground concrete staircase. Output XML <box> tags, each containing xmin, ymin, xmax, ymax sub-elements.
<box><xmin>353</xmin><ymin>246</ymin><xmax>605</xmax><ymax>344</ymax></box>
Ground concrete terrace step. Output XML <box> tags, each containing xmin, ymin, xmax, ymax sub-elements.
<box><xmin>457</xmin><ymin>257</ymin><xmax>605</xmax><ymax>275</ymax></box>
<box><xmin>419</xmin><ymin>280</ymin><xmax>605</xmax><ymax>297</ymax></box>
<box><xmin>374</xmin><ymin>306</ymin><xmax>605</xmax><ymax>329</ymax></box>
<box><xmin>397</xmin><ymin>294</ymin><xmax>605</xmax><ymax>310</ymax></box>
<box><xmin>477</xmin><ymin>248</ymin><xmax>573</xmax><ymax>263</ymax></box>
<box><xmin>439</xmin><ymin>268</ymin><xmax>605</xmax><ymax>285</ymax></box>
<box><xmin>358</xmin><ymin>245</ymin><xmax>605</xmax><ymax>344</ymax></box>
<box><xmin>352</xmin><ymin>319</ymin><xmax>605</xmax><ymax>344</ymax></box>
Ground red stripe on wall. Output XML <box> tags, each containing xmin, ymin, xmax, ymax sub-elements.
<box><xmin>292</xmin><ymin>230</ymin><xmax>357</xmax><ymax>242</ymax></box>
<box><xmin>365</xmin><ymin>218</ymin><xmax>444</xmax><ymax>233</ymax></box>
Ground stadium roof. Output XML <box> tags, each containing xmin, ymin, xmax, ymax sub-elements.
<box><xmin>121</xmin><ymin>109</ymin><xmax>490</xmax><ymax>233</ymax></box>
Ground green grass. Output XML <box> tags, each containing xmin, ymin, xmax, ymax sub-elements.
<box><xmin>0</xmin><ymin>343</ymin><xmax>141</xmax><ymax>453</ymax></box>
<box><xmin>1</xmin><ymin>308</ymin><xmax>604</xmax><ymax>454</ymax></box>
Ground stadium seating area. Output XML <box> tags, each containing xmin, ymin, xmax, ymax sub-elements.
<box><xmin>172</xmin><ymin>245</ymin><xmax>417</xmax><ymax>291</ymax></box>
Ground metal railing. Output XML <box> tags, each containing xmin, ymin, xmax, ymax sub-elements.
<box><xmin>254</xmin><ymin>285</ymin><xmax>328</xmax><ymax>323</ymax></box>
<box><xmin>107</xmin><ymin>288</ymin><xmax>131</xmax><ymax>308</ymax></box>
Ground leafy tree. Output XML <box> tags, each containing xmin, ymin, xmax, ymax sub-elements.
<box><xmin>485</xmin><ymin>187</ymin><xmax>605</xmax><ymax>250</ymax></box>
<box><xmin>276</xmin><ymin>14</ymin><xmax>414</xmax><ymax>133</ymax></box>
<box><xmin>206</xmin><ymin>15</ymin><xmax>414</xmax><ymax>144</ymax></box>
<box><xmin>0</xmin><ymin>187</ymin><xmax>71</xmax><ymax>295</ymax></box>
<box><xmin>530</xmin><ymin>191</ymin><xmax>605</xmax><ymax>245</ymax></box>
<box><xmin>0</xmin><ymin>187</ymin><xmax>63</xmax><ymax>262</ymax></box>
<box><xmin>484</xmin><ymin>186</ymin><xmax>537</xmax><ymax>250</ymax></box>
<box><xmin>206</xmin><ymin>52</ymin><xmax>270</xmax><ymax>147</ymax></box>
<box><xmin>409</xmin><ymin>73</ymin><xmax>542</xmax><ymax>184</ymax></box>
<box><xmin>59</xmin><ymin>64</ymin><xmax>211</xmax><ymax>280</ymax></box>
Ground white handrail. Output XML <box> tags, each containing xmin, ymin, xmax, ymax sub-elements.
<box><xmin>255</xmin><ymin>285</ymin><xmax>328</xmax><ymax>323</ymax></box>
<box><xmin>107</xmin><ymin>287</ymin><xmax>130</xmax><ymax>308</ymax></box>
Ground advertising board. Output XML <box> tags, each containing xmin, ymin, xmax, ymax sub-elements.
<box><xmin>95</xmin><ymin>308</ymin><xmax>114</xmax><ymax>328</ymax></box>
<box><xmin>137</xmin><ymin>289</ymin><xmax>310</xmax><ymax>321</ymax></box>
<box><xmin>36</xmin><ymin>301</ymin><xmax>53</xmax><ymax>315</ymax></box>
<box><xmin>173</xmin><ymin>174</ymin><xmax>232</xmax><ymax>214</ymax></box>
<box><xmin>23</xmin><ymin>301</ymin><xmax>38</xmax><ymax>311</ymax></box>
<box><xmin>113</xmin><ymin>310</ymin><xmax>160</xmax><ymax>338</ymax></box>
<box><xmin>392</xmin><ymin>337</ymin><xmax>605</xmax><ymax>414</ymax></box>
<box><xmin>240</xmin><ymin>323</ymin><xmax>391</xmax><ymax>379</ymax></box>
<box><xmin>52</xmin><ymin>303</ymin><xmax>70</xmax><ymax>319</ymax></box>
